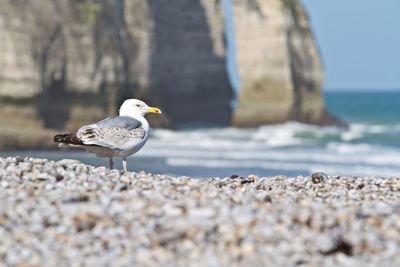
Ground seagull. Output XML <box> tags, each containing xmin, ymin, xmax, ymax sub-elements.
<box><xmin>54</xmin><ymin>99</ymin><xmax>162</xmax><ymax>172</ymax></box>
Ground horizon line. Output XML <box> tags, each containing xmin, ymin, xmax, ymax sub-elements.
<box><xmin>324</xmin><ymin>88</ymin><xmax>400</xmax><ymax>92</ymax></box>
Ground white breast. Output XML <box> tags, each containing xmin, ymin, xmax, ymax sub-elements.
<box><xmin>117</xmin><ymin>115</ymin><xmax>150</xmax><ymax>157</ymax></box>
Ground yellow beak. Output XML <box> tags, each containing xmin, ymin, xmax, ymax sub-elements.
<box><xmin>147</xmin><ymin>106</ymin><xmax>162</xmax><ymax>114</ymax></box>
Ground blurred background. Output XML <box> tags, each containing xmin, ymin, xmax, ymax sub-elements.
<box><xmin>1</xmin><ymin>0</ymin><xmax>399</xmax><ymax>177</ymax></box>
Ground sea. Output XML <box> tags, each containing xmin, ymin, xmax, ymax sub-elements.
<box><xmin>2</xmin><ymin>91</ymin><xmax>400</xmax><ymax>178</ymax></box>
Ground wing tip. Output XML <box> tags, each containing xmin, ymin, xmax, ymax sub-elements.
<box><xmin>53</xmin><ymin>133</ymin><xmax>83</xmax><ymax>145</ymax></box>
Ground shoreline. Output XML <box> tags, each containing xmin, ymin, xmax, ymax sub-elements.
<box><xmin>0</xmin><ymin>156</ymin><xmax>399</xmax><ymax>266</ymax></box>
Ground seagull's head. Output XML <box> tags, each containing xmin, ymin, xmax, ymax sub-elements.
<box><xmin>119</xmin><ymin>99</ymin><xmax>162</xmax><ymax>117</ymax></box>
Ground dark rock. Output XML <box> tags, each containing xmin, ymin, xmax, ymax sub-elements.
<box><xmin>14</xmin><ymin>156</ymin><xmax>24</xmax><ymax>165</ymax></box>
<box><xmin>119</xmin><ymin>184</ymin><xmax>129</xmax><ymax>191</ymax></box>
<box><xmin>55</xmin><ymin>174</ymin><xmax>64</xmax><ymax>182</ymax></box>
<box><xmin>357</xmin><ymin>183</ymin><xmax>365</xmax><ymax>190</ymax></box>
<box><xmin>322</xmin><ymin>238</ymin><xmax>353</xmax><ymax>256</ymax></box>
<box><xmin>63</xmin><ymin>195</ymin><xmax>90</xmax><ymax>204</ymax></box>
<box><xmin>263</xmin><ymin>195</ymin><xmax>272</xmax><ymax>203</ymax></box>
<box><xmin>311</xmin><ymin>172</ymin><xmax>327</xmax><ymax>184</ymax></box>
<box><xmin>240</xmin><ymin>177</ymin><xmax>255</xmax><ymax>185</ymax></box>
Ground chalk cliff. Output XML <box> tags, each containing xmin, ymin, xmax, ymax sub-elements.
<box><xmin>0</xmin><ymin>0</ymin><xmax>337</xmax><ymax>149</ymax></box>
<box><xmin>231</xmin><ymin>0</ymin><xmax>335</xmax><ymax>127</ymax></box>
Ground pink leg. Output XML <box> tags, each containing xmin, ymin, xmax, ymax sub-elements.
<box><xmin>122</xmin><ymin>157</ymin><xmax>128</xmax><ymax>172</ymax></box>
<box><xmin>109</xmin><ymin>157</ymin><xmax>114</xmax><ymax>169</ymax></box>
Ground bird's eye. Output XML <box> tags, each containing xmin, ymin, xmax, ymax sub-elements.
<box><xmin>136</xmin><ymin>104</ymin><xmax>140</xmax><ymax>107</ymax></box>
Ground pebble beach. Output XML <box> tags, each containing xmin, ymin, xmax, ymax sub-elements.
<box><xmin>0</xmin><ymin>156</ymin><xmax>399</xmax><ymax>267</ymax></box>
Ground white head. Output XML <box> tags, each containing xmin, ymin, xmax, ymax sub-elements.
<box><xmin>119</xmin><ymin>99</ymin><xmax>162</xmax><ymax>117</ymax></box>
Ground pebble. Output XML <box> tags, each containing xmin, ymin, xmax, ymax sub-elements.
<box><xmin>311</xmin><ymin>172</ymin><xmax>328</xmax><ymax>184</ymax></box>
<box><xmin>0</xmin><ymin>156</ymin><xmax>398</xmax><ymax>267</ymax></box>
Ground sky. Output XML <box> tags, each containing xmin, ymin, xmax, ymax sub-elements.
<box><xmin>301</xmin><ymin>0</ymin><xmax>400</xmax><ymax>91</ymax></box>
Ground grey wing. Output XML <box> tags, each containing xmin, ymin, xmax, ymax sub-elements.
<box><xmin>87</xmin><ymin>116</ymin><xmax>141</xmax><ymax>130</ymax></box>
<box><xmin>77</xmin><ymin>116</ymin><xmax>145</xmax><ymax>149</ymax></box>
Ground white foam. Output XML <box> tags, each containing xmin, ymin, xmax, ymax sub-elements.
<box><xmin>144</xmin><ymin>122</ymin><xmax>400</xmax><ymax>177</ymax></box>
<box><xmin>341</xmin><ymin>124</ymin><xmax>364</xmax><ymax>141</ymax></box>
<box><xmin>253</xmin><ymin>123</ymin><xmax>306</xmax><ymax>147</ymax></box>
<box><xmin>142</xmin><ymin>143</ymin><xmax>400</xmax><ymax>166</ymax></box>
<box><xmin>165</xmin><ymin>158</ymin><xmax>400</xmax><ymax>177</ymax></box>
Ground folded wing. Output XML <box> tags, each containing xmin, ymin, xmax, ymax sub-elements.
<box><xmin>77</xmin><ymin>116</ymin><xmax>146</xmax><ymax>149</ymax></box>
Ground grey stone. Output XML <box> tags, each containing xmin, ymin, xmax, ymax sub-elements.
<box><xmin>0</xmin><ymin>156</ymin><xmax>398</xmax><ymax>267</ymax></box>
<box><xmin>311</xmin><ymin>172</ymin><xmax>328</xmax><ymax>184</ymax></box>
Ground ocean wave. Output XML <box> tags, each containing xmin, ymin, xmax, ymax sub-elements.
<box><xmin>340</xmin><ymin>123</ymin><xmax>397</xmax><ymax>141</ymax></box>
<box><xmin>145</xmin><ymin>122</ymin><xmax>400</xmax><ymax>177</ymax></box>
<box><xmin>4</xmin><ymin>121</ymin><xmax>400</xmax><ymax>177</ymax></box>
<box><xmin>165</xmin><ymin>158</ymin><xmax>400</xmax><ymax>177</ymax></box>
<box><xmin>151</xmin><ymin>121</ymin><xmax>400</xmax><ymax>148</ymax></box>
<box><xmin>142</xmin><ymin>143</ymin><xmax>400</xmax><ymax>167</ymax></box>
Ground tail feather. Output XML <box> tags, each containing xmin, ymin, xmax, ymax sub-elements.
<box><xmin>54</xmin><ymin>133</ymin><xmax>84</xmax><ymax>145</ymax></box>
